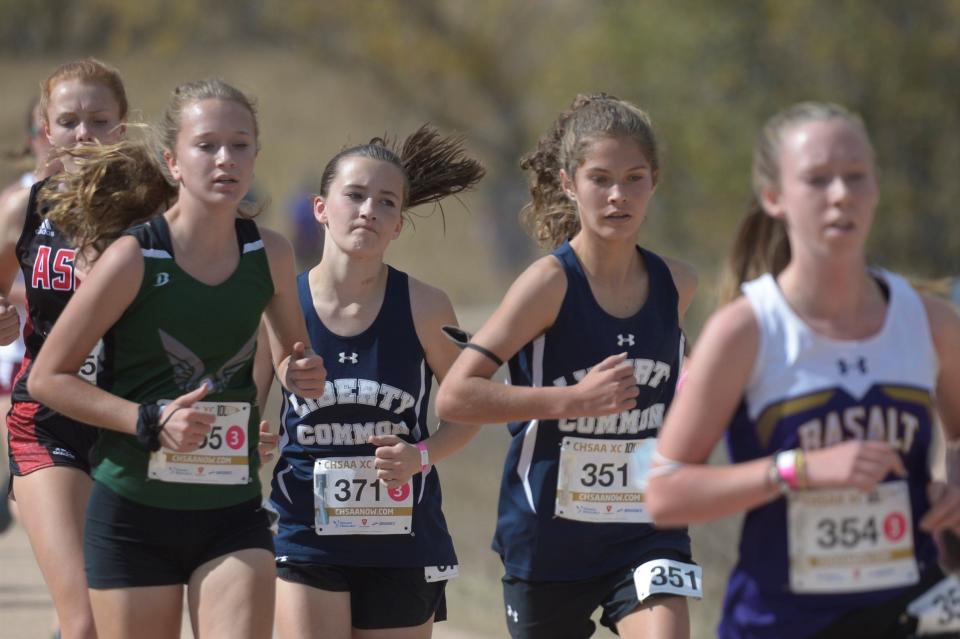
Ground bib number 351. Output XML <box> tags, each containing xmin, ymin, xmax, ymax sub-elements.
<box><xmin>634</xmin><ymin>558</ymin><xmax>703</xmax><ymax>603</ymax></box>
<box><xmin>907</xmin><ymin>575</ymin><xmax>960</xmax><ymax>635</ymax></box>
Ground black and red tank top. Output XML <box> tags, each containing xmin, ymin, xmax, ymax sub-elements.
<box><xmin>12</xmin><ymin>178</ymin><xmax>83</xmax><ymax>409</ymax></box>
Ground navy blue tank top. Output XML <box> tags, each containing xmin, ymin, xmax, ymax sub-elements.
<box><xmin>270</xmin><ymin>267</ymin><xmax>457</xmax><ymax>568</ymax></box>
<box><xmin>493</xmin><ymin>241</ymin><xmax>689</xmax><ymax>581</ymax></box>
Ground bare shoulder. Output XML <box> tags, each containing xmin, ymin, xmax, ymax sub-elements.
<box><xmin>660</xmin><ymin>254</ymin><xmax>699</xmax><ymax>316</ymax></box>
<box><xmin>468</xmin><ymin>254</ymin><xmax>568</xmax><ymax>355</ymax></box>
<box><xmin>407</xmin><ymin>275</ymin><xmax>460</xmax><ymax>365</ymax></box>
<box><xmin>920</xmin><ymin>292</ymin><xmax>960</xmax><ymax>352</ymax></box>
<box><xmin>698</xmin><ymin>296</ymin><xmax>760</xmax><ymax>354</ymax></box>
<box><xmin>512</xmin><ymin>253</ymin><xmax>568</xmax><ymax>303</ymax></box>
<box><xmin>257</xmin><ymin>225</ymin><xmax>294</xmax><ymax>257</ymax></box>
<box><xmin>256</xmin><ymin>225</ymin><xmax>295</xmax><ymax>282</ymax></box>
<box><xmin>408</xmin><ymin>275</ymin><xmax>456</xmax><ymax>323</ymax></box>
<box><xmin>661</xmin><ymin>255</ymin><xmax>698</xmax><ymax>291</ymax></box>
<box><xmin>98</xmin><ymin>235</ymin><xmax>145</xmax><ymax>267</ymax></box>
<box><xmin>0</xmin><ymin>186</ymin><xmax>30</xmax><ymax>244</ymax></box>
<box><xmin>85</xmin><ymin>235</ymin><xmax>146</xmax><ymax>292</ymax></box>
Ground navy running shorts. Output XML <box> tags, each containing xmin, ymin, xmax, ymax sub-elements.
<box><xmin>276</xmin><ymin>561</ymin><xmax>448</xmax><ymax>629</ymax></box>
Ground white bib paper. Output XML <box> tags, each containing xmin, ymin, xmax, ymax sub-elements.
<box><xmin>907</xmin><ymin>575</ymin><xmax>960</xmax><ymax>635</ymax></box>
<box><xmin>634</xmin><ymin>558</ymin><xmax>704</xmax><ymax>602</ymax></box>
<box><xmin>78</xmin><ymin>339</ymin><xmax>103</xmax><ymax>384</ymax></box>
<box><xmin>787</xmin><ymin>480</ymin><xmax>918</xmax><ymax>593</ymax></box>
<box><xmin>555</xmin><ymin>437</ymin><xmax>655</xmax><ymax>523</ymax></box>
<box><xmin>313</xmin><ymin>456</ymin><xmax>412</xmax><ymax>535</ymax></box>
<box><xmin>424</xmin><ymin>565</ymin><xmax>459</xmax><ymax>583</ymax></box>
<box><xmin>147</xmin><ymin>401</ymin><xmax>251</xmax><ymax>485</ymax></box>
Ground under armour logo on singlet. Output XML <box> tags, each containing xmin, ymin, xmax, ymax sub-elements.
<box><xmin>617</xmin><ymin>334</ymin><xmax>636</xmax><ymax>347</ymax></box>
<box><xmin>837</xmin><ymin>357</ymin><xmax>868</xmax><ymax>376</ymax></box>
<box><xmin>339</xmin><ymin>352</ymin><xmax>359</xmax><ymax>364</ymax></box>
<box><xmin>506</xmin><ymin>605</ymin><xmax>519</xmax><ymax>623</ymax></box>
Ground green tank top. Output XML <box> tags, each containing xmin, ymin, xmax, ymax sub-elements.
<box><xmin>93</xmin><ymin>215</ymin><xmax>274</xmax><ymax>509</ymax></box>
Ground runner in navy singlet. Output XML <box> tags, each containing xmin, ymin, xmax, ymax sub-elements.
<box><xmin>648</xmin><ymin>102</ymin><xmax>960</xmax><ymax>639</ymax></box>
<box><xmin>261</xmin><ymin>128</ymin><xmax>484</xmax><ymax>638</ymax></box>
<box><xmin>438</xmin><ymin>94</ymin><xmax>699</xmax><ymax>639</ymax></box>
<box><xmin>0</xmin><ymin>59</ymin><xmax>128</xmax><ymax>639</ymax></box>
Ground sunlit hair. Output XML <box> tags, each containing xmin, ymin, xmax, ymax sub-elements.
<box><xmin>718</xmin><ymin>102</ymin><xmax>873</xmax><ymax>303</ymax></box>
<box><xmin>42</xmin><ymin>137</ymin><xmax>175</xmax><ymax>257</ymax></box>
<box><xmin>161</xmin><ymin>79</ymin><xmax>259</xmax><ymax>156</ymax></box>
<box><xmin>519</xmin><ymin>93</ymin><xmax>659</xmax><ymax>249</ymax></box>
<box><xmin>40</xmin><ymin>79</ymin><xmax>260</xmax><ymax>259</ymax></box>
<box><xmin>39</xmin><ymin>58</ymin><xmax>128</xmax><ymax>126</ymax></box>
<box><xmin>319</xmin><ymin>124</ymin><xmax>485</xmax><ymax>215</ymax></box>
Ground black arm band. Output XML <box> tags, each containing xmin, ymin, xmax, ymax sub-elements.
<box><xmin>464</xmin><ymin>342</ymin><xmax>504</xmax><ymax>367</ymax></box>
<box><xmin>136</xmin><ymin>403</ymin><xmax>164</xmax><ymax>452</ymax></box>
<box><xmin>440</xmin><ymin>325</ymin><xmax>504</xmax><ymax>367</ymax></box>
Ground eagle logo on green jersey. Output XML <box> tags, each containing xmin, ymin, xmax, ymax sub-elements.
<box><xmin>159</xmin><ymin>329</ymin><xmax>258</xmax><ymax>393</ymax></box>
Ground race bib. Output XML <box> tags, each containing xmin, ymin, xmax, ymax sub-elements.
<box><xmin>78</xmin><ymin>340</ymin><xmax>103</xmax><ymax>384</ymax></box>
<box><xmin>313</xmin><ymin>456</ymin><xmax>413</xmax><ymax>535</ymax></box>
<box><xmin>555</xmin><ymin>437</ymin><xmax>655</xmax><ymax>523</ymax></box>
<box><xmin>907</xmin><ymin>575</ymin><xmax>960</xmax><ymax>635</ymax></box>
<box><xmin>425</xmin><ymin>565</ymin><xmax>459</xmax><ymax>583</ymax></box>
<box><xmin>634</xmin><ymin>558</ymin><xmax>704</xmax><ymax>603</ymax></box>
<box><xmin>147</xmin><ymin>401</ymin><xmax>250</xmax><ymax>485</ymax></box>
<box><xmin>787</xmin><ymin>480</ymin><xmax>918</xmax><ymax>593</ymax></box>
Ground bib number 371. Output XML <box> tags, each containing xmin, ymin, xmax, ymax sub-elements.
<box><xmin>314</xmin><ymin>456</ymin><xmax>412</xmax><ymax>536</ymax></box>
<box><xmin>634</xmin><ymin>558</ymin><xmax>703</xmax><ymax>603</ymax></box>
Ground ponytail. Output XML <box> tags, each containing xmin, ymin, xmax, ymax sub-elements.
<box><xmin>718</xmin><ymin>197</ymin><xmax>790</xmax><ymax>304</ymax></box>
<box><xmin>399</xmin><ymin>125</ymin><xmax>485</xmax><ymax>209</ymax></box>
<box><xmin>319</xmin><ymin>124</ymin><xmax>484</xmax><ymax>215</ymax></box>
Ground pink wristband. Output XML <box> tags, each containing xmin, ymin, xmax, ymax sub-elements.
<box><xmin>676</xmin><ymin>370</ymin><xmax>689</xmax><ymax>394</ymax></box>
<box><xmin>775</xmin><ymin>449</ymin><xmax>800</xmax><ymax>490</ymax></box>
<box><xmin>415</xmin><ymin>441</ymin><xmax>430</xmax><ymax>473</ymax></box>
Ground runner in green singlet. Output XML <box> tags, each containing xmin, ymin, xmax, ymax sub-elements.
<box><xmin>28</xmin><ymin>79</ymin><xmax>326</xmax><ymax>639</ymax></box>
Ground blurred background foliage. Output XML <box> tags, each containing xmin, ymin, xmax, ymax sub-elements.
<box><xmin>1</xmin><ymin>4</ymin><xmax>959</xmax><ymax>634</ymax></box>
<box><xmin>2</xmin><ymin>0</ymin><xmax>959</xmax><ymax>332</ymax></box>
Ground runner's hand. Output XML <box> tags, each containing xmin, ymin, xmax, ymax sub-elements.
<box><xmin>922</xmin><ymin>481</ymin><xmax>960</xmax><ymax>533</ymax></box>
<box><xmin>921</xmin><ymin>482</ymin><xmax>960</xmax><ymax>572</ymax></box>
<box><xmin>567</xmin><ymin>352</ymin><xmax>638</xmax><ymax>417</ymax></box>
<box><xmin>284</xmin><ymin>341</ymin><xmax>326</xmax><ymax>397</ymax></box>
<box><xmin>258</xmin><ymin>420</ymin><xmax>278</xmax><ymax>464</ymax></box>
<box><xmin>370</xmin><ymin>434</ymin><xmax>419</xmax><ymax>486</ymax></box>
<box><xmin>805</xmin><ymin>440</ymin><xmax>906</xmax><ymax>492</ymax></box>
<box><xmin>0</xmin><ymin>298</ymin><xmax>19</xmax><ymax>346</ymax></box>
<box><xmin>158</xmin><ymin>384</ymin><xmax>215</xmax><ymax>452</ymax></box>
